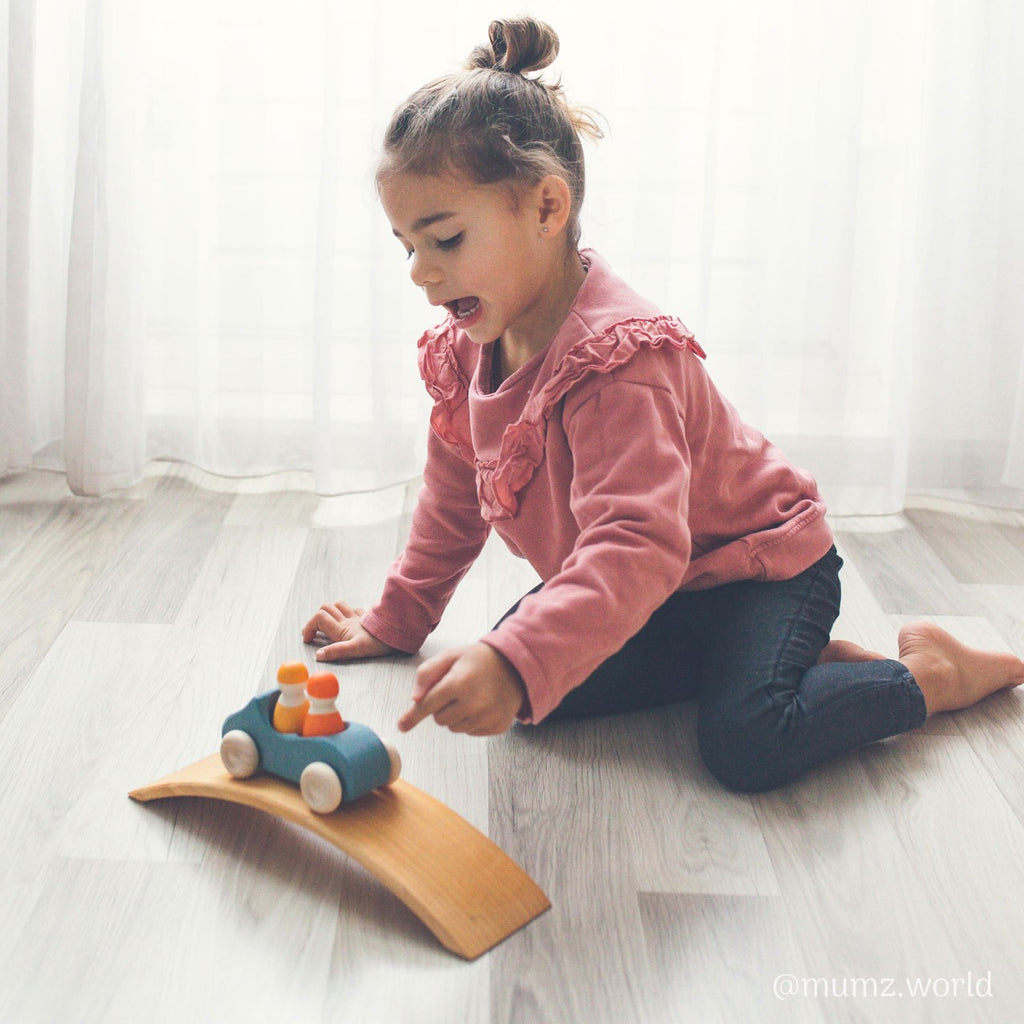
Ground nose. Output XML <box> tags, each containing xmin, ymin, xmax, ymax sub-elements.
<box><xmin>409</xmin><ymin>250</ymin><xmax>443</xmax><ymax>290</ymax></box>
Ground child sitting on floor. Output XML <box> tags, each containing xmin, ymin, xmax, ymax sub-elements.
<box><xmin>302</xmin><ymin>16</ymin><xmax>1024</xmax><ymax>792</ymax></box>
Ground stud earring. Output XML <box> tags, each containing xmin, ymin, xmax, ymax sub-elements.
<box><xmin>542</xmin><ymin>227</ymin><xmax>549</xmax><ymax>234</ymax></box>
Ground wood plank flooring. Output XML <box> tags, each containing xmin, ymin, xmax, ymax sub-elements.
<box><xmin>1</xmin><ymin>467</ymin><xmax>1022</xmax><ymax>1023</ymax></box>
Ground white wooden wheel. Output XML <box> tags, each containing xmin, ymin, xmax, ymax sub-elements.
<box><xmin>300</xmin><ymin>761</ymin><xmax>343</xmax><ymax>814</ymax></box>
<box><xmin>383</xmin><ymin>742</ymin><xmax>402</xmax><ymax>785</ymax></box>
<box><xmin>220</xmin><ymin>730</ymin><xmax>259</xmax><ymax>779</ymax></box>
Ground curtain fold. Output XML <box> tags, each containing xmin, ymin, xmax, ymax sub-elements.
<box><xmin>3</xmin><ymin>0</ymin><xmax>1023</xmax><ymax>511</ymax></box>
<box><xmin>64</xmin><ymin>0</ymin><xmax>143</xmax><ymax>494</ymax></box>
<box><xmin>2</xmin><ymin>0</ymin><xmax>33</xmax><ymax>477</ymax></box>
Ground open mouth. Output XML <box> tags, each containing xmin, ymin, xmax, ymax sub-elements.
<box><xmin>446</xmin><ymin>296</ymin><xmax>481</xmax><ymax>322</ymax></box>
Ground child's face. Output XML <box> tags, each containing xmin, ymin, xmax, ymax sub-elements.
<box><xmin>379</xmin><ymin>171</ymin><xmax>561</xmax><ymax>353</ymax></box>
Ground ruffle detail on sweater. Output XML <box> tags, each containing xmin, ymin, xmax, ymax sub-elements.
<box><xmin>417</xmin><ymin>320</ymin><xmax>475</xmax><ymax>463</ymax></box>
<box><xmin>420</xmin><ymin>315</ymin><xmax>706</xmax><ymax>522</ymax></box>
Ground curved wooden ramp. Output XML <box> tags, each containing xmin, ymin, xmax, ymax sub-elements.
<box><xmin>129</xmin><ymin>754</ymin><xmax>549</xmax><ymax>960</ymax></box>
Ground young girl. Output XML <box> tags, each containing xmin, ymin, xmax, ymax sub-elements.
<box><xmin>302</xmin><ymin>17</ymin><xmax>1024</xmax><ymax>792</ymax></box>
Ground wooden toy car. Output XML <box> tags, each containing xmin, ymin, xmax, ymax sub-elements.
<box><xmin>220</xmin><ymin>691</ymin><xmax>401</xmax><ymax>813</ymax></box>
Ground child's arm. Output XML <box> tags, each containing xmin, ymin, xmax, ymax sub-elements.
<box><xmin>307</xmin><ymin>430</ymin><xmax>490</xmax><ymax>661</ymax></box>
<box><xmin>396</xmin><ymin>643</ymin><xmax>526</xmax><ymax>736</ymax></box>
<box><xmin>301</xmin><ymin>600</ymin><xmax>398</xmax><ymax>661</ymax></box>
<box><xmin>481</xmin><ymin>374</ymin><xmax>696</xmax><ymax>723</ymax></box>
<box><xmin>359</xmin><ymin>430</ymin><xmax>491</xmax><ymax>653</ymax></box>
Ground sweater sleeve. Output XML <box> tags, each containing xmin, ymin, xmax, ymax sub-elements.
<box><xmin>482</xmin><ymin>376</ymin><xmax>694</xmax><ymax>721</ymax></box>
<box><xmin>361</xmin><ymin>429</ymin><xmax>490</xmax><ymax>652</ymax></box>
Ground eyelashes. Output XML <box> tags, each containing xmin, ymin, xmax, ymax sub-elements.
<box><xmin>402</xmin><ymin>233</ymin><xmax>464</xmax><ymax>260</ymax></box>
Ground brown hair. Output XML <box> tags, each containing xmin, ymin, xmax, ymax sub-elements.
<box><xmin>377</xmin><ymin>17</ymin><xmax>603</xmax><ymax>247</ymax></box>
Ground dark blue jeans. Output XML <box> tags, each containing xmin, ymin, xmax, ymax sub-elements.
<box><xmin>508</xmin><ymin>548</ymin><xmax>927</xmax><ymax>792</ymax></box>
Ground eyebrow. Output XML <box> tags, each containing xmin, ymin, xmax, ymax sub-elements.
<box><xmin>392</xmin><ymin>211</ymin><xmax>456</xmax><ymax>238</ymax></box>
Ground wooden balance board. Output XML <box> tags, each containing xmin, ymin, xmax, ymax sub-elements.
<box><xmin>129</xmin><ymin>753</ymin><xmax>550</xmax><ymax>960</ymax></box>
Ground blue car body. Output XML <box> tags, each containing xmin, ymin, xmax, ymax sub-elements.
<box><xmin>222</xmin><ymin>691</ymin><xmax>393</xmax><ymax>802</ymax></box>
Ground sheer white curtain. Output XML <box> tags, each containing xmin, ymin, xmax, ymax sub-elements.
<box><xmin>4</xmin><ymin>0</ymin><xmax>1024</xmax><ymax>512</ymax></box>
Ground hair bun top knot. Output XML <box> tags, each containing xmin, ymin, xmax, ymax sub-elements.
<box><xmin>465</xmin><ymin>17</ymin><xmax>559</xmax><ymax>75</ymax></box>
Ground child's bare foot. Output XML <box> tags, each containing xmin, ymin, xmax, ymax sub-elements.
<box><xmin>898</xmin><ymin>621</ymin><xmax>1024</xmax><ymax>714</ymax></box>
<box><xmin>818</xmin><ymin>639</ymin><xmax>887</xmax><ymax>664</ymax></box>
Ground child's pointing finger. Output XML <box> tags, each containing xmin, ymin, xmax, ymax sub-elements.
<box><xmin>397</xmin><ymin>701</ymin><xmax>428</xmax><ymax>732</ymax></box>
<box><xmin>397</xmin><ymin>649</ymin><xmax>456</xmax><ymax>731</ymax></box>
<box><xmin>398</xmin><ymin>687</ymin><xmax>455</xmax><ymax>732</ymax></box>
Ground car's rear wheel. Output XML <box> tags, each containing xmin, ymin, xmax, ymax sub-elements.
<box><xmin>300</xmin><ymin>761</ymin><xmax>343</xmax><ymax>813</ymax></box>
<box><xmin>220</xmin><ymin>730</ymin><xmax>259</xmax><ymax>778</ymax></box>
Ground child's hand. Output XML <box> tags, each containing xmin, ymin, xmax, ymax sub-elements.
<box><xmin>398</xmin><ymin>643</ymin><xmax>526</xmax><ymax>736</ymax></box>
<box><xmin>302</xmin><ymin>600</ymin><xmax>397</xmax><ymax>662</ymax></box>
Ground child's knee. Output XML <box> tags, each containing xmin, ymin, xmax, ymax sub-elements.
<box><xmin>697</xmin><ymin>718</ymin><xmax>789</xmax><ymax>793</ymax></box>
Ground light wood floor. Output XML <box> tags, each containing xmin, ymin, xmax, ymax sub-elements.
<box><xmin>2</xmin><ymin>466</ymin><xmax>1023</xmax><ymax>1024</ymax></box>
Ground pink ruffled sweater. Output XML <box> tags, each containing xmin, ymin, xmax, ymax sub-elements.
<box><xmin>361</xmin><ymin>250</ymin><xmax>834</xmax><ymax>722</ymax></box>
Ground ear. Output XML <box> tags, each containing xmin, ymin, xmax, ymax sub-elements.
<box><xmin>533</xmin><ymin>175</ymin><xmax>573</xmax><ymax>236</ymax></box>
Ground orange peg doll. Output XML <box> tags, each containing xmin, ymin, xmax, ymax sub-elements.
<box><xmin>301</xmin><ymin>672</ymin><xmax>346</xmax><ymax>737</ymax></box>
<box><xmin>273</xmin><ymin>661</ymin><xmax>310</xmax><ymax>733</ymax></box>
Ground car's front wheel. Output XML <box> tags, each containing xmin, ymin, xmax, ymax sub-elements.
<box><xmin>300</xmin><ymin>761</ymin><xmax>343</xmax><ymax>813</ymax></box>
<box><xmin>220</xmin><ymin>730</ymin><xmax>260</xmax><ymax>779</ymax></box>
<box><xmin>383</xmin><ymin>742</ymin><xmax>402</xmax><ymax>785</ymax></box>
